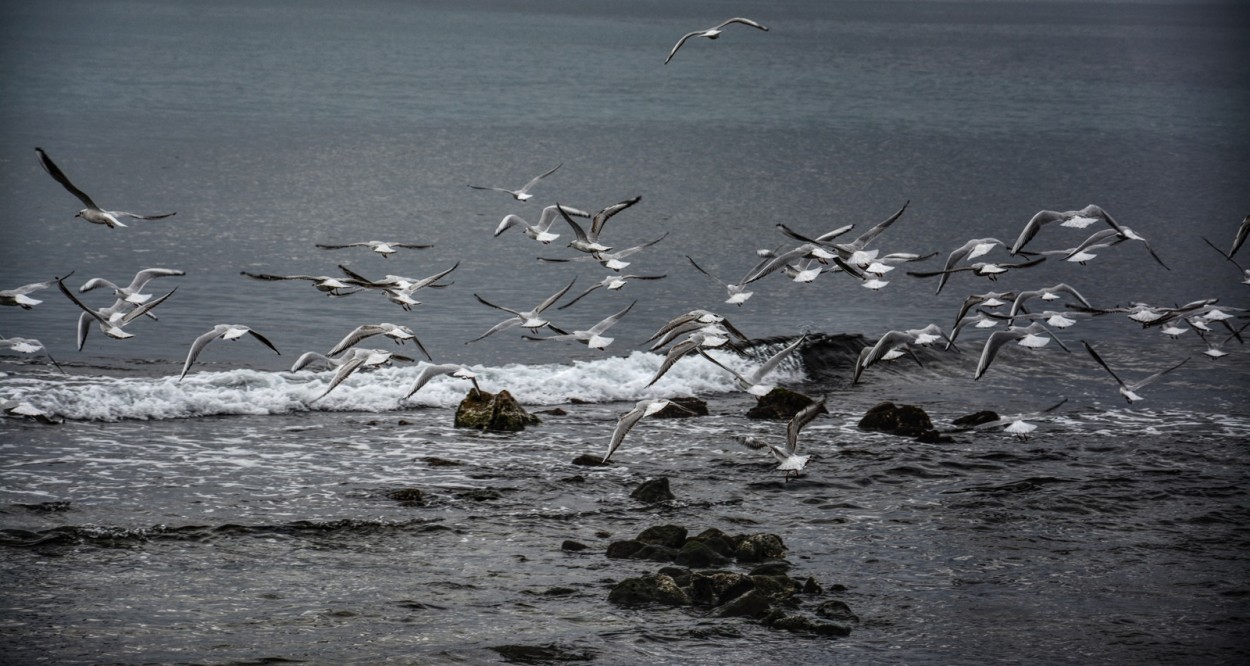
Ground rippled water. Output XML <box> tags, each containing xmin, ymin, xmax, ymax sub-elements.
<box><xmin>3</xmin><ymin>0</ymin><xmax>1249</xmax><ymax>663</ymax></box>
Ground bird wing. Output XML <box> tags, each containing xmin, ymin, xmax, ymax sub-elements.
<box><xmin>589</xmin><ymin>195</ymin><xmax>642</xmax><ymax>241</ymax></box>
<box><xmin>665</xmin><ymin>31</ymin><xmax>702</xmax><ymax>64</ymax></box>
<box><xmin>556</xmin><ymin>203</ymin><xmax>593</xmax><ymax>243</ymax></box>
<box><xmin>719</xmin><ymin>17</ymin><xmax>769</xmax><ymax>31</ymax></box>
<box><xmin>246</xmin><ymin>328</ymin><xmax>281</xmax><ymax>356</ymax></box>
<box><xmin>36</xmin><ymin>147</ymin><xmax>99</xmax><ymax>209</ymax></box>
<box><xmin>588</xmin><ymin>301</ymin><xmax>636</xmax><ymax>335</ymax></box>
<box><xmin>534</xmin><ymin>277</ymin><xmax>578</xmax><ymax>314</ymax></box>
<box><xmin>179</xmin><ymin>327</ymin><xmax>226</xmax><ymax>380</ymax></box>
<box><xmin>785</xmin><ymin>396</ymin><xmax>827</xmax><ymax>454</ymax></box>
<box><xmin>518</xmin><ymin>163</ymin><xmax>562</xmax><ymax>194</ymax></box>
<box><xmin>604</xmin><ymin>404</ymin><xmax>647</xmax><ymax>462</ymax></box>
<box><xmin>686</xmin><ymin>255</ymin><xmax>726</xmax><ymax>286</ymax></box>
<box><xmin>1081</xmin><ymin>341</ymin><xmax>1127</xmax><ymax>388</ymax></box>
<box><xmin>1127</xmin><ymin>355</ymin><xmax>1190</xmax><ymax>391</ymax></box>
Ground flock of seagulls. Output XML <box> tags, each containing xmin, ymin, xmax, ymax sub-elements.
<box><xmin>5</xmin><ymin>19</ymin><xmax>1247</xmax><ymax>482</ymax></box>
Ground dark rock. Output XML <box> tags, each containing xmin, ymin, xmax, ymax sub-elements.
<box><xmin>630</xmin><ymin>477</ymin><xmax>676</xmax><ymax>503</ymax></box>
<box><xmin>422</xmin><ymin>456</ymin><xmax>462</xmax><ymax>467</ymax></box>
<box><xmin>397</xmin><ymin>419</ymin><xmax>413</xmax><ymax>426</ymax></box>
<box><xmin>637</xmin><ymin>524</ymin><xmax>688</xmax><ymax>549</ymax></box>
<box><xmin>489</xmin><ymin>643</ymin><xmax>596</xmax><ymax>663</ymax></box>
<box><xmin>561</xmin><ymin>475</ymin><xmax>586</xmax><ymax>483</ymax></box>
<box><xmin>538</xmin><ymin>407</ymin><xmax>568</xmax><ymax>416</ymax></box>
<box><xmin>605</xmin><ymin>540</ymin><xmax>643</xmax><ymax>559</ymax></box>
<box><xmin>384</xmin><ymin>488</ymin><xmax>425</xmax><ymax>506</ymax></box>
<box><xmin>815</xmin><ymin>599</ymin><xmax>860</xmax><ymax>623</ymax></box>
<box><xmin>952</xmin><ymin>410</ymin><xmax>1000</xmax><ymax>427</ymax></box>
<box><xmin>608</xmin><ymin>573</ymin><xmax>691</xmax><ymax>607</ymax></box>
<box><xmin>633</xmin><ymin>544</ymin><xmax>680</xmax><ymax>562</ymax></box>
<box><xmin>456</xmin><ymin>488</ymin><xmax>502</xmax><ymax>501</ymax></box>
<box><xmin>674</xmin><ymin>540</ymin><xmax>731</xmax><ymax>568</ymax></box>
<box><xmin>654</xmin><ymin>397</ymin><xmax>707</xmax><ymax>418</ymax></box>
<box><xmin>570</xmin><ymin>454</ymin><xmax>608</xmax><ymax>466</ymax></box>
<box><xmin>745</xmin><ymin>387</ymin><xmax>824</xmax><ymax>420</ymax></box>
<box><xmin>15</xmin><ymin>501</ymin><xmax>71</xmax><ymax>513</ymax></box>
<box><xmin>716</xmin><ymin>589</ymin><xmax>776</xmax><ymax>618</ymax></box>
<box><xmin>858</xmin><ymin>401</ymin><xmax>934</xmax><ymax>437</ymax></box>
<box><xmin>686</xmin><ymin>571</ymin><xmax>755</xmax><ymax>607</ymax></box>
<box><xmin>765</xmin><ymin>613</ymin><xmax>852</xmax><ymax>637</ymax></box>
<box><xmin>454</xmin><ymin>388</ymin><xmax>540</xmax><ymax>432</ymax></box>
<box><xmin>561</xmin><ymin>540</ymin><xmax>589</xmax><ymax>552</ymax></box>
<box><xmin>734</xmin><ymin>533</ymin><xmax>787</xmax><ymax>562</ymax></box>
<box><xmin>802</xmin><ymin>576</ymin><xmax>823</xmax><ymax>595</ymax></box>
<box><xmin>915</xmin><ymin>429</ymin><xmax>952</xmax><ymax>443</ymax></box>
<box><xmin>750</xmin><ymin>574</ymin><xmax>800</xmax><ymax>601</ymax></box>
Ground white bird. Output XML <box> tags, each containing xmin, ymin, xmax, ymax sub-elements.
<box><xmin>1</xmin><ymin>275</ymin><xmax>64</xmax><ymax>309</ymax></box>
<box><xmin>696</xmin><ymin>335</ymin><xmax>807</xmax><ymax>396</ymax></box>
<box><xmin>948</xmin><ymin>311</ymin><xmax>1002</xmax><ymax>346</ymax></box>
<box><xmin>402</xmin><ymin>363</ymin><xmax>480</xmax><ymax>401</ymax></box>
<box><xmin>687</xmin><ymin>255</ymin><xmax>759</xmax><ymax>306</ymax></box>
<box><xmin>1006</xmin><ymin>283</ymin><xmax>1092</xmax><ymax>323</ymax></box>
<box><xmin>645</xmin><ymin>310</ymin><xmax>749</xmax><ymax>350</ymax></box>
<box><xmin>1009</xmin><ymin>204</ymin><xmax>1118</xmax><ymax>255</ymax></box>
<box><xmin>291</xmin><ymin>348</ymin><xmax>415</xmax><ymax>403</ymax></box>
<box><xmin>2</xmin><ymin>399</ymin><xmax>63</xmax><ymax>424</ymax></box>
<box><xmin>328</xmin><ymin>323</ymin><xmax>431</xmax><ymax>359</ymax></box>
<box><xmin>524</xmin><ymin>301</ymin><xmax>635</xmax><ymax>349</ymax></box>
<box><xmin>468</xmin><ymin>278</ymin><xmax>577</xmax><ymax>343</ymax></box>
<box><xmin>974</xmin><ymin>322</ymin><xmax>1071</xmax><ymax>380</ymax></box>
<box><xmin>337</xmin><ymin>262</ymin><xmax>458</xmax><ymax>310</ymax></box>
<box><xmin>315</xmin><ymin>241</ymin><xmax>433</xmax><ymax>258</ymax></box>
<box><xmin>179</xmin><ymin>324</ymin><xmax>280</xmax><ymax>381</ymax></box>
<box><xmin>0</xmin><ymin>335</ymin><xmax>64</xmax><ymax>373</ymax></box>
<box><xmin>539</xmin><ymin>233</ymin><xmax>669</xmax><ymax>272</ymax></box>
<box><xmin>1082</xmin><ymin>341</ymin><xmax>1189</xmax><ymax>404</ymax></box>
<box><xmin>36</xmin><ymin>147</ymin><xmax>176</xmax><ymax>228</ymax></box>
<box><xmin>851</xmin><ymin>344</ymin><xmax>923</xmax><ymax>385</ymax></box>
<box><xmin>858</xmin><ymin>325</ymin><xmax>957</xmax><ymax>375</ymax></box>
<box><xmin>932</xmin><ymin>238</ymin><xmax>1012</xmax><ymax>295</ymax></box>
<box><xmin>468</xmin><ymin>163</ymin><xmax>562</xmax><ymax>201</ymax></box>
<box><xmin>555</xmin><ymin>196</ymin><xmax>643</xmax><ymax>254</ymax></box>
<box><xmin>645</xmin><ymin>326</ymin><xmax>742</xmax><ymax>388</ymax></box>
<box><xmin>557</xmin><ymin>273</ymin><xmax>667</xmax><ymax>310</ymax></box>
<box><xmin>79</xmin><ymin>267</ymin><xmax>185</xmax><ymax>305</ymax></box>
<box><xmin>56</xmin><ymin>278</ymin><xmax>176</xmax><ymax>349</ymax></box>
<box><xmin>770</xmin><ymin>395</ymin><xmax>827</xmax><ymax>481</ymax></box>
<box><xmin>772</xmin><ymin>201</ymin><xmax>910</xmax><ymax>271</ymax></box>
<box><xmin>494</xmin><ymin>204</ymin><xmax>590</xmax><ymax>244</ymax></box>
<box><xmin>602</xmin><ymin>399</ymin><xmax>689</xmax><ymax>463</ymax></box>
<box><xmin>664</xmin><ymin>17</ymin><xmax>769</xmax><ymax>65</ymax></box>
<box><xmin>951</xmin><ymin>290</ymin><xmax>1016</xmax><ymax>328</ymax></box>
<box><xmin>953</xmin><ymin>398</ymin><xmax>1068</xmax><ymax>441</ymax></box>
<box><xmin>907</xmin><ymin>257</ymin><xmax>1046</xmax><ymax>289</ymax></box>
<box><xmin>240</xmin><ymin>271</ymin><xmax>361</xmax><ymax>297</ymax></box>
<box><xmin>1064</xmin><ymin>227</ymin><xmax>1169</xmax><ymax>271</ymax></box>
<box><xmin>1202</xmin><ymin>237</ymin><xmax>1250</xmax><ymax>285</ymax></box>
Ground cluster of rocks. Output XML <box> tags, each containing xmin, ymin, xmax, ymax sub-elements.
<box><xmin>585</xmin><ymin>523</ymin><xmax>857</xmax><ymax>637</ymax></box>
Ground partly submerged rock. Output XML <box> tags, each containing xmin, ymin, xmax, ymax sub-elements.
<box><xmin>608</xmin><ymin>573</ymin><xmax>691</xmax><ymax>607</ymax></box>
<box><xmin>858</xmin><ymin>401</ymin><xmax>935</xmax><ymax>438</ymax></box>
<box><xmin>454</xmin><ymin>388</ymin><xmax>540</xmax><ymax>432</ymax></box>
<box><xmin>655</xmin><ymin>396</ymin><xmax>708</xmax><ymax>418</ymax></box>
<box><xmin>630</xmin><ymin>477</ymin><xmax>676</xmax><ymax>503</ymax></box>
<box><xmin>952</xmin><ymin>410</ymin><xmax>1000</xmax><ymax>428</ymax></box>
<box><xmin>745</xmin><ymin>387</ymin><xmax>823</xmax><ymax>421</ymax></box>
<box><xmin>734</xmin><ymin>533</ymin><xmax>787</xmax><ymax>562</ymax></box>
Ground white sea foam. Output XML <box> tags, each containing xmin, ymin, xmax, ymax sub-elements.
<box><xmin>0</xmin><ymin>349</ymin><xmax>805</xmax><ymax>422</ymax></box>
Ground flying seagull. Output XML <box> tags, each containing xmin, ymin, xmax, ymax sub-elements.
<box><xmin>494</xmin><ymin>204</ymin><xmax>590</xmax><ymax>244</ymax></box>
<box><xmin>80</xmin><ymin>267</ymin><xmax>185</xmax><ymax>305</ymax></box>
<box><xmin>179</xmin><ymin>324</ymin><xmax>280</xmax><ymax>381</ymax></box>
<box><xmin>403</xmin><ymin>363</ymin><xmax>480</xmax><ymax>401</ymax></box>
<box><xmin>1081</xmin><ymin>341</ymin><xmax>1189</xmax><ymax>404</ymax></box>
<box><xmin>36</xmin><ymin>147</ymin><xmax>176</xmax><ymax>228</ymax></box>
<box><xmin>524</xmin><ymin>301</ymin><xmax>635</xmax><ymax>349</ymax></box>
<box><xmin>468</xmin><ymin>278</ymin><xmax>577</xmax><ymax>343</ymax></box>
<box><xmin>665</xmin><ymin>17</ymin><xmax>769</xmax><ymax>65</ymax></box>
<box><xmin>291</xmin><ymin>348</ymin><xmax>415</xmax><ymax>403</ymax></box>
<box><xmin>770</xmin><ymin>395</ymin><xmax>827</xmax><ymax>481</ymax></box>
<box><xmin>0</xmin><ymin>335</ymin><xmax>64</xmax><ymax>373</ymax></box>
<box><xmin>602</xmin><ymin>399</ymin><xmax>692</xmax><ymax>463</ymax></box>
<box><xmin>696</xmin><ymin>335</ymin><xmax>808</xmax><ymax>396</ymax></box>
<box><xmin>314</xmin><ymin>241</ymin><xmax>433</xmax><ymax>258</ymax></box>
<box><xmin>1</xmin><ymin>274</ymin><xmax>69</xmax><ymax>309</ymax></box>
<box><xmin>468</xmin><ymin>163</ymin><xmax>562</xmax><ymax>201</ymax></box>
<box><xmin>973</xmin><ymin>322</ymin><xmax>1070</xmax><ymax>380</ymax></box>
<box><xmin>328</xmin><ymin>323</ymin><xmax>431</xmax><ymax>360</ymax></box>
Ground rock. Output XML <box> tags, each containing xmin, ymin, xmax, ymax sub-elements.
<box><xmin>952</xmin><ymin>410</ymin><xmax>1000</xmax><ymax>427</ymax></box>
<box><xmin>765</xmin><ymin>613</ymin><xmax>852</xmax><ymax>637</ymax></box>
<box><xmin>655</xmin><ymin>397</ymin><xmax>708</xmax><ymax>418</ymax></box>
<box><xmin>570</xmin><ymin>454</ymin><xmax>608</xmax><ymax>466</ymax></box>
<box><xmin>915</xmin><ymin>429</ymin><xmax>952</xmax><ymax>444</ymax></box>
<box><xmin>608</xmin><ymin>573</ymin><xmax>691</xmax><ymax>607</ymax></box>
<box><xmin>630</xmin><ymin>477</ymin><xmax>676</xmax><ymax>503</ymax></box>
<box><xmin>674</xmin><ymin>540</ymin><xmax>730</xmax><ymax>568</ymax></box>
<box><xmin>686</xmin><ymin>571</ymin><xmax>755</xmax><ymax>607</ymax></box>
<box><xmin>716</xmin><ymin>588</ymin><xmax>776</xmax><ymax>618</ymax></box>
<box><xmin>687</xmin><ymin>528</ymin><xmax>737</xmax><ymax>558</ymax></box>
<box><xmin>561</xmin><ymin>540</ymin><xmax>589</xmax><ymax>552</ymax></box>
<box><xmin>802</xmin><ymin>576</ymin><xmax>823</xmax><ymax>595</ymax></box>
<box><xmin>636</xmin><ymin>524</ymin><xmax>687</xmax><ymax>549</ymax></box>
<box><xmin>454</xmin><ymin>388</ymin><xmax>540</xmax><ymax>432</ymax></box>
<box><xmin>605</xmin><ymin>540</ymin><xmax>643</xmax><ymax>559</ymax></box>
<box><xmin>455</xmin><ymin>488</ymin><xmax>501</xmax><ymax>501</ymax></box>
<box><xmin>857</xmin><ymin>401</ymin><xmax>934</xmax><ymax>437</ymax></box>
<box><xmin>538</xmin><ymin>407</ymin><xmax>568</xmax><ymax>416</ymax></box>
<box><xmin>489</xmin><ymin>643</ymin><xmax>596</xmax><ymax>663</ymax></box>
<box><xmin>734</xmin><ymin>533</ymin><xmax>787</xmax><ymax>562</ymax></box>
<box><xmin>750</xmin><ymin>574</ymin><xmax>800</xmax><ymax>601</ymax></box>
<box><xmin>745</xmin><ymin>387</ymin><xmax>823</xmax><ymax>420</ymax></box>
<box><xmin>384</xmin><ymin>488</ymin><xmax>425</xmax><ymax>506</ymax></box>
<box><xmin>422</xmin><ymin>456</ymin><xmax>462</xmax><ymax>467</ymax></box>
<box><xmin>633</xmin><ymin>544</ymin><xmax>680</xmax><ymax>562</ymax></box>
<box><xmin>815</xmin><ymin>599</ymin><xmax>860</xmax><ymax>623</ymax></box>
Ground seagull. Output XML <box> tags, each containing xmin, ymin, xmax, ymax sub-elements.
<box><xmin>907</xmin><ymin>257</ymin><xmax>1046</xmax><ymax>289</ymax></box>
<box><xmin>468</xmin><ymin>278</ymin><xmax>577</xmax><ymax>343</ymax></box>
<box><xmin>1228</xmin><ymin>214</ymin><xmax>1250</xmax><ymax>259</ymax></box>
<box><xmin>861</xmin><ymin>325</ymin><xmax>957</xmax><ymax>368</ymax></box>
<box><xmin>524</xmin><ymin>301</ymin><xmax>635</xmax><ymax>350</ymax></box>
<box><xmin>1081</xmin><ymin>341</ymin><xmax>1189</xmax><ymax>404</ymax></box>
<box><xmin>554</xmin><ymin>196</ymin><xmax>643</xmax><ymax>254</ymax></box>
<box><xmin>557</xmin><ymin>273</ymin><xmax>667</xmax><ymax>310</ymax></box>
<box><xmin>948</xmin><ymin>311</ymin><xmax>1002</xmax><ymax>346</ymax></box>
<box><xmin>291</xmin><ymin>348</ymin><xmax>415</xmax><ymax>403</ymax></box>
<box><xmin>56</xmin><ymin>278</ymin><xmax>176</xmax><ymax>348</ymax></box>
<box><xmin>468</xmin><ymin>163</ymin><xmax>562</xmax><ymax>201</ymax></box>
<box><xmin>79</xmin><ymin>267</ymin><xmax>185</xmax><ymax>305</ymax></box>
<box><xmin>974</xmin><ymin>322</ymin><xmax>1070</xmax><ymax>380</ymax></box>
<box><xmin>1</xmin><ymin>275</ymin><xmax>67</xmax><ymax>309</ymax></box>
<box><xmin>0</xmin><ymin>335</ymin><xmax>64</xmax><ymax>373</ymax></box>
<box><xmin>494</xmin><ymin>204</ymin><xmax>590</xmax><ymax>244</ymax></box>
<box><xmin>664</xmin><ymin>17</ymin><xmax>769</xmax><ymax>65</ymax></box>
<box><xmin>1064</xmin><ymin>227</ymin><xmax>1169</xmax><ymax>270</ymax></box>
<box><xmin>645</xmin><ymin>310</ymin><xmax>749</xmax><ymax>350</ymax></box>
<box><xmin>851</xmin><ymin>343</ymin><xmax>923</xmax><ymax>385</ymax></box>
<box><xmin>402</xmin><ymin>363</ymin><xmax>480</xmax><ymax>401</ymax></box>
<box><xmin>772</xmin><ymin>201</ymin><xmax>910</xmax><ymax>271</ymax></box>
<box><xmin>2</xmin><ymin>399</ymin><xmax>63</xmax><ymax>424</ymax></box>
<box><xmin>35</xmin><ymin>147</ymin><xmax>176</xmax><ymax>228</ymax></box>
<box><xmin>1005</xmin><ymin>283</ymin><xmax>1092</xmax><ymax>323</ymax></box>
<box><xmin>602</xmin><ymin>399</ymin><xmax>690</xmax><ymax>463</ymax></box>
<box><xmin>327</xmin><ymin>323</ymin><xmax>431</xmax><ymax>360</ymax></box>
<box><xmin>1202</xmin><ymin>237</ymin><xmax>1250</xmax><ymax>284</ymax></box>
<box><xmin>539</xmin><ymin>233</ymin><xmax>669</xmax><ymax>272</ymax></box>
<box><xmin>696</xmin><ymin>335</ymin><xmax>807</xmax><ymax>396</ymax></box>
<box><xmin>951</xmin><ymin>290</ymin><xmax>1016</xmax><ymax>328</ymax></box>
<box><xmin>932</xmin><ymin>239</ymin><xmax>1012</xmax><ymax>295</ymax></box>
<box><xmin>770</xmin><ymin>395</ymin><xmax>827</xmax><ymax>481</ymax></box>
<box><xmin>178</xmin><ymin>325</ymin><xmax>280</xmax><ymax>381</ymax></box>
<box><xmin>645</xmin><ymin>326</ymin><xmax>743</xmax><ymax>388</ymax></box>
<box><xmin>314</xmin><ymin>241</ymin><xmax>433</xmax><ymax>258</ymax></box>
<box><xmin>337</xmin><ymin>262</ymin><xmax>458</xmax><ymax>309</ymax></box>
<box><xmin>952</xmin><ymin>398</ymin><xmax>1068</xmax><ymax>441</ymax></box>
<box><xmin>1009</xmin><ymin>204</ymin><xmax>1118</xmax><ymax>255</ymax></box>
<box><xmin>687</xmin><ymin>255</ymin><xmax>759</xmax><ymax>305</ymax></box>
<box><xmin>240</xmin><ymin>271</ymin><xmax>361</xmax><ymax>297</ymax></box>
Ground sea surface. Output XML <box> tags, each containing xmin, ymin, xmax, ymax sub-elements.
<box><xmin>2</xmin><ymin>1</ymin><xmax>1249</xmax><ymax>664</ymax></box>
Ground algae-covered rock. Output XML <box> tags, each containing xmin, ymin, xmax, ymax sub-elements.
<box><xmin>454</xmin><ymin>388</ymin><xmax>540</xmax><ymax>432</ymax></box>
<box><xmin>734</xmin><ymin>533</ymin><xmax>787</xmax><ymax>562</ymax></box>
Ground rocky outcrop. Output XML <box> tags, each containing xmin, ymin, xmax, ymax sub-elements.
<box><xmin>858</xmin><ymin>401</ymin><xmax>936</xmax><ymax>438</ymax></box>
<box><xmin>630</xmin><ymin>477</ymin><xmax>676</xmax><ymax>503</ymax></box>
<box><xmin>746</xmin><ymin>387</ymin><xmax>824</xmax><ymax>420</ymax></box>
<box><xmin>453</xmin><ymin>388</ymin><xmax>540</xmax><ymax>432</ymax></box>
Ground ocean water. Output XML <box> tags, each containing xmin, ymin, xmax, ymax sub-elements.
<box><xmin>2</xmin><ymin>1</ymin><xmax>1249</xmax><ymax>663</ymax></box>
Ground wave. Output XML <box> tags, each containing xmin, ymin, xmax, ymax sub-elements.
<box><xmin>0</xmin><ymin>336</ymin><xmax>842</xmax><ymax>422</ymax></box>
